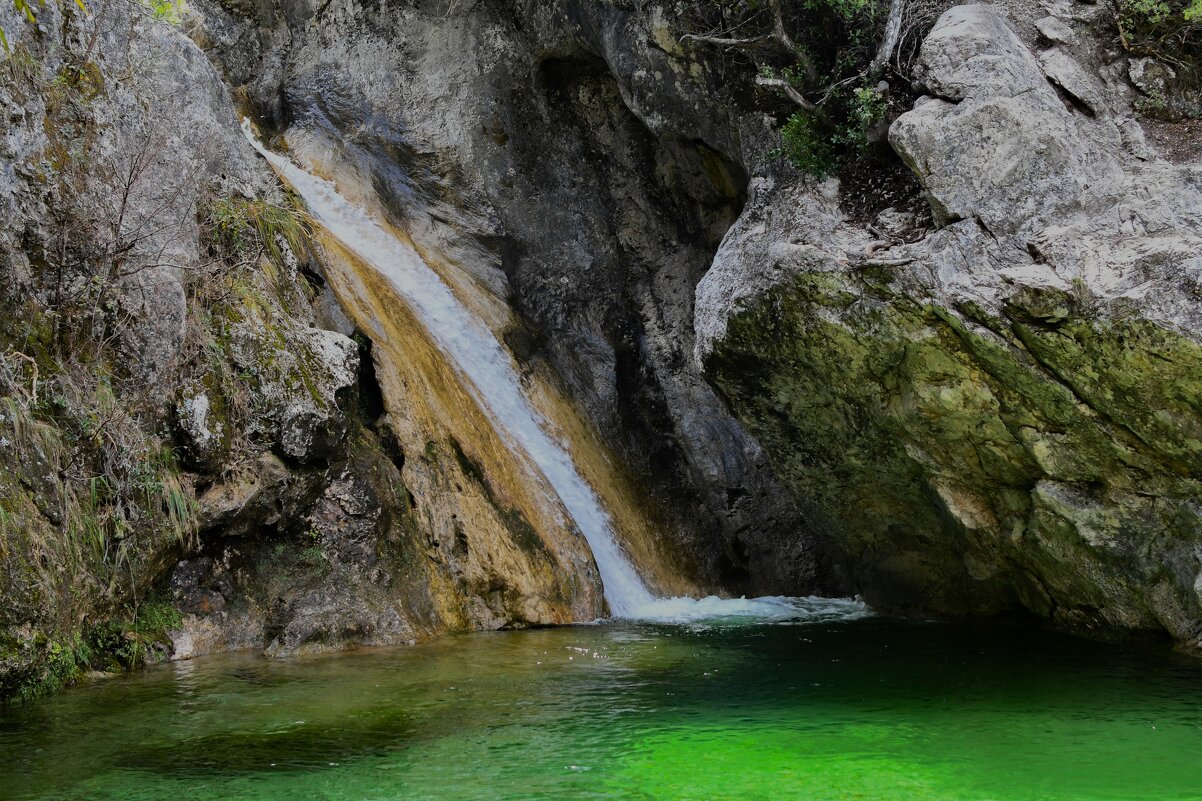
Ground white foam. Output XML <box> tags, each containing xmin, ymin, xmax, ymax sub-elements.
<box><xmin>625</xmin><ymin>594</ymin><xmax>871</xmax><ymax>626</ymax></box>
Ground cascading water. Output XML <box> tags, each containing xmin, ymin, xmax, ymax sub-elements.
<box><xmin>243</xmin><ymin>123</ymin><xmax>840</xmax><ymax>623</ymax></box>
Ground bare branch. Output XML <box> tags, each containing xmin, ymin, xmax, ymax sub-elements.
<box><xmin>679</xmin><ymin>32</ymin><xmax>771</xmax><ymax>49</ymax></box>
<box><xmin>765</xmin><ymin>0</ymin><xmax>798</xmax><ymax>53</ymax></box>
<box><xmin>679</xmin><ymin>0</ymin><xmax>797</xmax><ymax>54</ymax></box>
<box><xmin>755</xmin><ymin>75</ymin><xmax>816</xmax><ymax>111</ymax></box>
<box><xmin>871</xmin><ymin>0</ymin><xmax>907</xmax><ymax>74</ymax></box>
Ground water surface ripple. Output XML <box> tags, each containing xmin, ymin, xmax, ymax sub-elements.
<box><xmin>4</xmin><ymin>615</ymin><xmax>1201</xmax><ymax>801</ymax></box>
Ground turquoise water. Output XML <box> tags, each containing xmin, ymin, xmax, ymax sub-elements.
<box><xmin>3</xmin><ymin>612</ymin><xmax>1202</xmax><ymax>800</ymax></box>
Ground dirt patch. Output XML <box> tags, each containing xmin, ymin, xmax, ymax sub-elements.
<box><xmin>1141</xmin><ymin>117</ymin><xmax>1202</xmax><ymax>164</ymax></box>
<box><xmin>838</xmin><ymin>150</ymin><xmax>931</xmax><ymax>233</ymax></box>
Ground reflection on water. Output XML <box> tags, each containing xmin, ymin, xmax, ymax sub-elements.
<box><xmin>3</xmin><ymin>614</ymin><xmax>1202</xmax><ymax>801</ymax></box>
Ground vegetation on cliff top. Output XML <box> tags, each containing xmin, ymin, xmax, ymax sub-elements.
<box><xmin>1118</xmin><ymin>0</ymin><xmax>1202</xmax><ymax>117</ymax></box>
<box><xmin>679</xmin><ymin>0</ymin><xmax>944</xmax><ymax>174</ymax></box>
<box><xmin>678</xmin><ymin>0</ymin><xmax>1202</xmax><ymax>160</ymax></box>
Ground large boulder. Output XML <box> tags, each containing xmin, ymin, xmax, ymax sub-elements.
<box><xmin>700</xmin><ymin>5</ymin><xmax>1202</xmax><ymax>650</ymax></box>
<box><xmin>890</xmin><ymin>4</ymin><xmax>1126</xmax><ymax>236</ymax></box>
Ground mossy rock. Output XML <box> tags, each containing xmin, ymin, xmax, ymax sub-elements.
<box><xmin>706</xmin><ymin>270</ymin><xmax>1202</xmax><ymax>646</ymax></box>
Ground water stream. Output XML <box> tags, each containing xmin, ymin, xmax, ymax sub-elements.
<box><xmin>241</xmin><ymin>124</ymin><xmax>806</xmax><ymax>623</ymax></box>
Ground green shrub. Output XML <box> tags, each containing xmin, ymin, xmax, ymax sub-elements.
<box><xmin>1118</xmin><ymin>0</ymin><xmax>1202</xmax><ymax>62</ymax></box>
<box><xmin>772</xmin><ymin>84</ymin><xmax>885</xmax><ymax>175</ymax></box>
<box><xmin>839</xmin><ymin>85</ymin><xmax>887</xmax><ymax>149</ymax></box>
<box><xmin>1122</xmin><ymin>0</ymin><xmax>1202</xmax><ymax>25</ymax></box>
<box><xmin>776</xmin><ymin>112</ymin><xmax>838</xmax><ymax>176</ymax></box>
<box><xmin>800</xmin><ymin>0</ymin><xmax>873</xmax><ymax>23</ymax></box>
<box><xmin>143</xmin><ymin>0</ymin><xmax>185</xmax><ymax>23</ymax></box>
<box><xmin>682</xmin><ymin>0</ymin><xmax>900</xmax><ymax>174</ymax></box>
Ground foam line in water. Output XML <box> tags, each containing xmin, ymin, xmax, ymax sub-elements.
<box><xmin>242</xmin><ymin>123</ymin><xmax>867</xmax><ymax>626</ymax></box>
<box><xmin>629</xmin><ymin>594</ymin><xmax>870</xmax><ymax>626</ymax></box>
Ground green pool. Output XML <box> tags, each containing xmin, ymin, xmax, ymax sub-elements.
<box><xmin>4</xmin><ymin>607</ymin><xmax>1201</xmax><ymax>800</ymax></box>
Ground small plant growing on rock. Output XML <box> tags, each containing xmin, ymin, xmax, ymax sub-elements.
<box><xmin>841</xmin><ymin>85</ymin><xmax>887</xmax><ymax>148</ymax></box>
<box><xmin>775</xmin><ymin>112</ymin><xmax>838</xmax><ymax>175</ymax></box>
<box><xmin>205</xmin><ymin>195</ymin><xmax>311</xmax><ymax>269</ymax></box>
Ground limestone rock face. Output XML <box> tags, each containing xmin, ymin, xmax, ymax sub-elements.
<box><xmin>185</xmin><ymin>0</ymin><xmax>836</xmax><ymax>596</ymax></box>
<box><xmin>701</xmin><ymin>5</ymin><xmax>1202</xmax><ymax>650</ymax></box>
<box><xmin>228</xmin><ymin>324</ymin><xmax>358</xmax><ymax>463</ymax></box>
<box><xmin>892</xmin><ymin>5</ymin><xmax>1126</xmax><ymax>236</ymax></box>
<box><xmin>0</xmin><ymin>0</ymin><xmax>603</xmax><ymax>699</ymax></box>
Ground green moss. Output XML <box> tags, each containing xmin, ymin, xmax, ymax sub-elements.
<box><xmin>298</xmin><ymin>545</ymin><xmax>326</xmax><ymax>564</ymax></box>
<box><xmin>706</xmin><ymin>270</ymin><xmax>1202</xmax><ymax>625</ymax></box>
<box><xmin>83</xmin><ymin>593</ymin><xmax>184</xmax><ymax>673</ymax></box>
<box><xmin>136</xmin><ymin>596</ymin><xmax>184</xmax><ymax>638</ymax></box>
<box><xmin>4</xmin><ymin>632</ymin><xmax>92</xmax><ymax>703</ymax></box>
<box><xmin>1009</xmin><ymin>308</ymin><xmax>1202</xmax><ymax>472</ymax></box>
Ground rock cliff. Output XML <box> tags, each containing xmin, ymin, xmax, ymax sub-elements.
<box><xmin>701</xmin><ymin>4</ymin><xmax>1202</xmax><ymax>649</ymax></box>
<box><xmin>2</xmin><ymin>0</ymin><xmax>1201</xmax><ymax>700</ymax></box>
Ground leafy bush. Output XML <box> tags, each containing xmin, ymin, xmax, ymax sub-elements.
<box><xmin>771</xmin><ymin>84</ymin><xmax>886</xmax><ymax>175</ymax></box>
<box><xmin>801</xmin><ymin>0</ymin><xmax>873</xmax><ymax>18</ymax></box>
<box><xmin>680</xmin><ymin>0</ymin><xmax>919</xmax><ymax>175</ymax></box>
<box><xmin>1118</xmin><ymin>0</ymin><xmax>1202</xmax><ymax>65</ymax></box>
<box><xmin>777</xmin><ymin>112</ymin><xmax>838</xmax><ymax>176</ymax></box>
<box><xmin>840</xmin><ymin>85</ymin><xmax>887</xmax><ymax>148</ymax></box>
<box><xmin>1122</xmin><ymin>0</ymin><xmax>1202</xmax><ymax>26</ymax></box>
<box><xmin>143</xmin><ymin>0</ymin><xmax>186</xmax><ymax>23</ymax></box>
<box><xmin>1116</xmin><ymin>0</ymin><xmax>1202</xmax><ymax>117</ymax></box>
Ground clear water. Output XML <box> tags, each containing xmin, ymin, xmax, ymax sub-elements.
<box><xmin>4</xmin><ymin>611</ymin><xmax>1202</xmax><ymax>801</ymax></box>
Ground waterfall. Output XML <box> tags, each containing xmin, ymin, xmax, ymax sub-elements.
<box><xmin>244</xmin><ymin>123</ymin><xmax>829</xmax><ymax>624</ymax></box>
<box><xmin>244</xmin><ymin>123</ymin><xmax>656</xmax><ymax>616</ymax></box>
